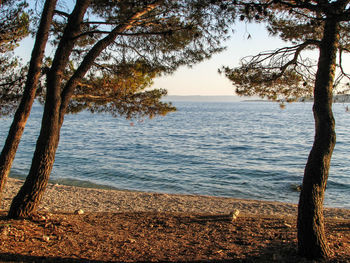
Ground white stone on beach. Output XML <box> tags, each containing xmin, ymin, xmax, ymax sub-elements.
<box><xmin>74</xmin><ymin>209</ymin><xmax>84</xmax><ymax>215</ymax></box>
<box><xmin>284</xmin><ymin>223</ymin><xmax>292</xmax><ymax>228</ymax></box>
<box><xmin>229</xmin><ymin>209</ymin><xmax>240</xmax><ymax>221</ymax></box>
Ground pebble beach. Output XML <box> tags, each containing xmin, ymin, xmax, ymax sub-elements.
<box><xmin>2</xmin><ymin>178</ymin><xmax>349</xmax><ymax>220</ymax></box>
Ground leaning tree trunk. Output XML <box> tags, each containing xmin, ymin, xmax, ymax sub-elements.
<box><xmin>297</xmin><ymin>18</ymin><xmax>339</xmax><ymax>260</ymax></box>
<box><xmin>8</xmin><ymin>0</ymin><xmax>90</xmax><ymax>219</ymax></box>
<box><xmin>0</xmin><ymin>0</ymin><xmax>57</xmax><ymax>206</ymax></box>
<box><xmin>7</xmin><ymin>2</ymin><xmax>159</xmax><ymax>219</ymax></box>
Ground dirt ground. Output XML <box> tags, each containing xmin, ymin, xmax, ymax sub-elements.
<box><xmin>0</xmin><ymin>211</ymin><xmax>348</xmax><ymax>263</ymax></box>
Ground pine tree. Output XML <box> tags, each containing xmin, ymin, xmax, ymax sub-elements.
<box><xmin>0</xmin><ymin>0</ymin><xmax>58</xmax><ymax>208</ymax></box>
<box><xmin>0</xmin><ymin>0</ymin><xmax>29</xmax><ymax>115</ymax></box>
<box><xmin>63</xmin><ymin>61</ymin><xmax>176</xmax><ymax>119</ymax></box>
<box><xmin>7</xmin><ymin>0</ymin><xmax>235</xmax><ymax>218</ymax></box>
<box><xmin>222</xmin><ymin>0</ymin><xmax>350</xmax><ymax>259</ymax></box>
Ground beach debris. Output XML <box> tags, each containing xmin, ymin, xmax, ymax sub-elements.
<box><xmin>74</xmin><ymin>209</ymin><xmax>84</xmax><ymax>215</ymax></box>
<box><xmin>229</xmin><ymin>209</ymin><xmax>240</xmax><ymax>221</ymax></box>
<box><xmin>127</xmin><ymin>238</ymin><xmax>136</xmax><ymax>243</ymax></box>
<box><xmin>42</xmin><ymin>235</ymin><xmax>50</xmax><ymax>242</ymax></box>
<box><xmin>0</xmin><ymin>225</ymin><xmax>10</xmax><ymax>237</ymax></box>
<box><xmin>41</xmin><ymin>206</ymin><xmax>49</xmax><ymax>211</ymax></box>
<box><xmin>283</xmin><ymin>223</ymin><xmax>292</xmax><ymax>228</ymax></box>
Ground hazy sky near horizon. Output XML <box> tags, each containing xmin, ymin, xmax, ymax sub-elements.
<box><xmin>152</xmin><ymin>21</ymin><xmax>293</xmax><ymax>96</ymax></box>
<box><xmin>15</xmin><ymin>19</ymin><xmax>318</xmax><ymax>96</ymax></box>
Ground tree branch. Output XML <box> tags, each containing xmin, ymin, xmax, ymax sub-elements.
<box><xmin>54</xmin><ymin>9</ymin><xmax>70</xmax><ymax>18</ymax></box>
<box><xmin>59</xmin><ymin>1</ymin><xmax>161</xmax><ymax>123</ymax></box>
<box><xmin>276</xmin><ymin>40</ymin><xmax>319</xmax><ymax>77</ymax></box>
<box><xmin>240</xmin><ymin>39</ymin><xmax>320</xmax><ymax>77</ymax></box>
<box><xmin>75</xmin><ymin>28</ymin><xmax>180</xmax><ymax>40</ymax></box>
<box><xmin>74</xmin><ymin>30</ymin><xmax>111</xmax><ymax>39</ymax></box>
<box><xmin>338</xmin><ymin>47</ymin><xmax>350</xmax><ymax>81</ymax></box>
<box><xmin>277</xmin><ymin>0</ymin><xmax>322</xmax><ymax>13</ymax></box>
<box><xmin>84</xmin><ymin>21</ymin><xmax>119</xmax><ymax>25</ymax></box>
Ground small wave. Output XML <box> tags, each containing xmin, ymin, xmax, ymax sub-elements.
<box><xmin>2</xmin><ymin>101</ymin><xmax>349</xmax><ymax>208</ymax></box>
<box><xmin>327</xmin><ymin>179</ymin><xmax>350</xmax><ymax>190</ymax></box>
<box><xmin>50</xmin><ymin>177</ymin><xmax>119</xmax><ymax>190</ymax></box>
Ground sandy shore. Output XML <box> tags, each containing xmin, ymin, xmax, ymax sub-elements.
<box><xmin>2</xmin><ymin>178</ymin><xmax>349</xmax><ymax>219</ymax></box>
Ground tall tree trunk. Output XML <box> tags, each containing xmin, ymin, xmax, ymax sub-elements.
<box><xmin>8</xmin><ymin>1</ymin><xmax>157</xmax><ymax>219</ymax></box>
<box><xmin>8</xmin><ymin>0</ymin><xmax>90</xmax><ymax>219</ymax></box>
<box><xmin>0</xmin><ymin>0</ymin><xmax>57</xmax><ymax>206</ymax></box>
<box><xmin>297</xmin><ymin>17</ymin><xmax>339</xmax><ymax>260</ymax></box>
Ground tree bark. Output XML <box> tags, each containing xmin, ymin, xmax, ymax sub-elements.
<box><xmin>8</xmin><ymin>0</ymin><xmax>90</xmax><ymax>219</ymax></box>
<box><xmin>0</xmin><ymin>0</ymin><xmax>57</xmax><ymax>205</ymax></box>
<box><xmin>297</xmin><ymin>17</ymin><xmax>339</xmax><ymax>260</ymax></box>
<box><xmin>7</xmin><ymin>1</ymin><xmax>158</xmax><ymax>219</ymax></box>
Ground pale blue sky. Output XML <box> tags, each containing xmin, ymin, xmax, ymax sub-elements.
<box><xmin>15</xmin><ymin>21</ymin><xmax>319</xmax><ymax>96</ymax></box>
<box><xmin>152</xmin><ymin>22</ymin><xmax>290</xmax><ymax>96</ymax></box>
<box><xmin>16</xmin><ymin>0</ymin><xmax>350</xmax><ymax>96</ymax></box>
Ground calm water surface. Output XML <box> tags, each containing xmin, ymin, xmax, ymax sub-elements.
<box><xmin>1</xmin><ymin>101</ymin><xmax>349</xmax><ymax>208</ymax></box>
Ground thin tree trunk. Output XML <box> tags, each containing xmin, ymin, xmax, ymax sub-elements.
<box><xmin>0</xmin><ymin>0</ymin><xmax>57</xmax><ymax>206</ymax></box>
<box><xmin>8</xmin><ymin>0</ymin><xmax>90</xmax><ymax>219</ymax></box>
<box><xmin>297</xmin><ymin>18</ymin><xmax>339</xmax><ymax>260</ymax></box>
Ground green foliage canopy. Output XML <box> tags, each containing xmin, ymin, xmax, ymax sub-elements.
<box><xmin>221</xmin><ymin>0</ymin><xmax>350</xmax><ymax>103</ymax></box>
<box><xmin>40</xmin><ymin>60</ymin><xmax>176</xmax><ymax>119</ymax></box>
<box><xmin>0</xmin><ymin>0</ymin><xmax>29</xmax><ymax>116</ymax></box>
<box><xmin>23</xmin><ymin>0</ymin><xmax>236</xmax><ymax>119</ymax></box>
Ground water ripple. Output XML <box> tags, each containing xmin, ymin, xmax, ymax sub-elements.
<box><xmin>0</xmin><ymin>102</ymin><xmax>349</xmax><ymax>208</ymax></box>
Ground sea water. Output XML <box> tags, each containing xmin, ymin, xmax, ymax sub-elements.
<box><xmin>0</xmin><ymin>101</ymin><xmax>349</xmax><ymax>208</ymax></box>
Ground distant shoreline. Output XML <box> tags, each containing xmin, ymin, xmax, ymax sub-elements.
<box><xmin>164</xmin><ymin>95</ymin><xmax>350</xmax><ymax>103</ymax></box>
<box><xmin>163</xmin><ymin>95</ymin><xmax>241</xmax><ymax>102</ymax></box>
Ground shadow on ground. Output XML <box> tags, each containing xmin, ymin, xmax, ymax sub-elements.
<box><xmin>0</xmin><ymin>245</ymin><xmax>319</xmax><ymax>263</ymax></box>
